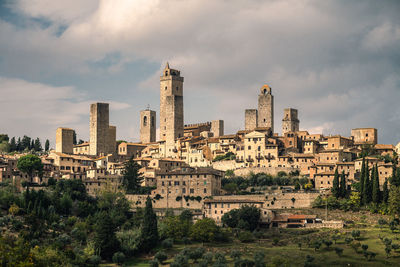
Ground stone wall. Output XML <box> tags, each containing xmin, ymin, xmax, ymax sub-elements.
<box><xmin>108</xmin><ymin>126</ymin><xmax>116</xmax><ymax>154</ymax></box>
<box><xmin>245</xmin><ymin>109</ymin><xmax>258</xmax><ymax>130</ymax></box>
<box><xmin>56</xmin><ymin>127</ymin><xmax>74</xmax><ymax>154</ymax></box>
<box><xmin>233</xmin><ymin>166</ymin><xmax>299</xmax><ymax>177</ymax></box>
<box><xmin>89</xmin><ymin>103</ymin><xmax>109</xmax><ymax>156</ymax></box>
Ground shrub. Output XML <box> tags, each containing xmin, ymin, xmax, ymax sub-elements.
<box><xmin>161</xmin><ymin>238</ymin><xmax>173</xmax><ymax>249</ymax></box>
<box><xmin>202</xmin><ymin>252</ymin><xmax>214</xmax><ymax>264</ymax></box>
<box><xmin>112</xmin><ymin>252</ymin><xmax>125</xmax><ymax>265</ymax></box>
<box><xmin>351</xmin><ymin>230</ymin><xmax>361</xmax><ymax>240</ymax></box>
<box><xmin>254</xmin><ymin>251</ymin><xmax>265</xmax><ymax>267</ymax></box>
<box><xmin>189</xmin><ymin>247</ymin><xmax>205</xmax><ymax>263</ymax></box>
<box><xmin>154</xmin><ymin>251</ymin><xmax>168</xmax><ymax>264</ymax></box>
<box><xmin>230</xmin><ymin>250</ymin><xmax>241</xmax><ymax>260</ymax></box>
<box><xmin>335</xmin><ymin>247</ymin><xmax>343</xmax><ymax>256</ymax></box>
<box><xmin>238</xmin><ymin>231</ymin><xmax>255</xmax><ymax>243</ymax></box>
<box><xmin>170</xmin><ymin>253</ymin><xmax>188</xmax><ymax>267</ymax></box>
<box><xmin>149</xmin><ymin>259</ymin><xmax>159</xmax><ymax>267</ymax></box>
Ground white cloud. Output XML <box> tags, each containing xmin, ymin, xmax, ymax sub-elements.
<box><xmin>0</xmin><ymin>77</ymin><xmax>130</xmax><ymax>145</ymax></box>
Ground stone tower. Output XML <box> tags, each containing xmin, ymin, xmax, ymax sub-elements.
<box><xmin>245</xmin><ymin>109</ymin><xmax>258</xmax><ymax>130</ymax></box>
<box><xmin>140</xmin><ymin>109</ymin><xmax>156</xmax><ymax>143</ymax></box>
<box><xmin>282</xmin><ymin>108</ymin><xmax>299</xmax><ymax>135</ymax></box>
<box><xmin>258</xmin><ymin>84</ymin><xmax>274</xmax><ymax>132</ymax></box>
<box><xmin>160</xmin><ymin>63</ymin><xmax>184</xmax><ymax>156</ymax></box>
<box><xmin>89</xmin><ymin>102</ymin><xmax>110</xmax><ymax>156</ymax></box>
<box><xmin>108</xmin><ymin>125</ymin><xmax>116</xmax><ymax>154</ymax></box>
<box><xmin>211</xmin><ymin>120</ymin><xmax>224</xmax><ymax>137</ymax></box>
<box><xmin>55</xmin><ymin>127</ymin><xmax>74</xmax><ymax>154</ymax></box>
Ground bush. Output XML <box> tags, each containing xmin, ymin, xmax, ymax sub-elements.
<box><xmin>238</xmin><ymin>231</ymin><xmax>255</xmax><ymax>243</ymax></box>
<box><xmin>170</xmin><ymin>253</ymin><xmax>189</xmax><ymax>267</ymax></box>
<box><xmin>154</xmin><ymin>251</ymin><xmax>168</xmax><ymax>264</ymax></box>
<box><xmin>230</xmin><ymin>250</ymin><xmax>241</xmax><ymax>260</ymax></box>
<box><xmin>254</xmin><ymin>251</ymin><xmax>265</xmax><ymax>267</ymax></box>
<box><xmin>335</xmin><ymin>247</ymin><xmax>343</xmax><ymax>256</ymax></box>
<box><xmin>161</xmin><ymin>238</ymin><xmax>173</xmax><ymax>249</ymax></box>
<box><xmin>149</xmin><ymin>259</ymin><xmax>159</xmax><ymax>267</ymax></box>
<box><xmin>202</xmin><ymin>252</ymin><xmax>214</xmax><ymax>264</ymax></box>
<box><xmin>189</xmin><ymin>247</ymin><xmax>205</xmax><ymax>262</ymax></box>
<box><xmin>112</xmin><ymin>252</ymin><xmax>125</xmax><ymax>265</ymax></box>
<box><xmin>351</xmin><ymin>230</ymin><xmax>361</xmax><ymax>240</ymax></box>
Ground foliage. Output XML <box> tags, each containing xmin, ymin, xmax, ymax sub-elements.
<box><xmin>17</xmin><ymin>154</ymin><xmax>44</xmax><ymax>183</ymax></box>
<box><xmin>154</xmin><ymin>251</ymin><xmax>168</xmax><ymax>264</ymax></box>
<box><xmin>94</xmin><ymin>211</ymin><xmax>119</xmax><ymax>260</ymax></box>
<box><xmin>190</xmin><ymin>218</ymin><xmax>218</xmax><ymax>242</ymax></box>
<box><xmin>221</xmin><ymin>205</ymin><xmax>260</xmax><ymax>231</ymax></box>
<box><xmin>213</xmin><ymin>152</ymin><xmax>236</xmax><ymax>162</ymax></box>
<box><xmin>112</xmin><ymin>252</ymin><xmax>125</xmax><ymax>265</ymax></box>
<box><xmin>331</xmin><ymin>168</ymin><xmax>339</xmax><ymax>198</ymax></box>
<box><xmin>238</xmin><ymin>231</ymin><xmax>255</xmax><ymax>243</ymax></box>
<box><xmin>140</xmin><ymin>197</ymin><xmax>159</xmax><ymax>252</ymax></box>
<box><xmin>388</xmin><ymin>186</ymin><xmax>400</xmax><ymax>216</ymax></box>
<box><xmin>122</xmin><ymin>157</ymin><xmax>143</xmax><ymax>193</ymax></box>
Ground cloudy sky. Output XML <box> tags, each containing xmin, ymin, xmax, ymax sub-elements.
<box><xmin>0</xmin><ymin>0</ymin><xmax>399</xmax><ymax>146</ymax></box>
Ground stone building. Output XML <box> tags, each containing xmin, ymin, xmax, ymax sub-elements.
<box><xmin>258</xmin><ymin>85</ymin><xmax>274</xmax><ymax>133</ymax></box>
<box><xmin>159</xmin><ymin>63</ymin><xmax>184</xmax><ymax>156</ymax></box>
<box><xmin>245</xmin><ymin>109</ymin><xmax>258</xmax><ymax>130</ymax></box>
<box><xmin>108</xmin><ymin>125</ymin><xmax>116</xmax><ymax>154</ymax></box>
<box><xmin>151</xmin><ymin>167</ymin><xmax>223</xmax><ymax>210</ymax></box>
<box><xmin>211</xmin><ymin>120</ymin><xmax>224</xmax><ymax>137</ymax></box>
<box><xmin>140</xmin><ymin>109</ymin><xmax>156</xmax><ymax>143</ymax></box>
<box><xmin>351</xmin><ymin>128</ymin><xmax>377</xmax><ymax>145</ymax></box>
<box><xmin>89</xmin><ymin>103</ymin><xmax>110</xmax><ymax>156</ymax></box>
<box><xmin>282</xmin><ymin>108</ymin><xmax>299</xmax><ymax>135</ymax></box>
<box><xmin>56</xmin><ymin>127</ymin><xmax>74</xmax><ymax>154</ymax></box>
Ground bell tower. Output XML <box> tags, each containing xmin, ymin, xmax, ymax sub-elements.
<box><xmin>159</xmin><ymin>63</ymin><xmax>184</xmax><ymax>156</ymax></box>
<box><xmin>258</xmin><ymin>84</ymin><xmax>274</xmax><ymax>133</ymax></box>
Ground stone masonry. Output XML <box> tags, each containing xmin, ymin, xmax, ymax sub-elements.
<box><xmin>245</xmin><ymin>109</ymin><xmax>258</xmax><ymax>130</ymax></box>
<box><xmin>211</xmin><ymin>120</ymin><xmax>224</xmax><ymax>137</ymax></box>
<box><xmin>140</xmin><ymin>109</ymin><xmax>156</xmax><ymax>143</ymax></box>
<box><xmin>160</xmin><ymin>63</ymin><xmax>184</xmax><ymax>156</ymax></box>
<box><xmin>258</xmin><ymin>84</ymin><xmax>274</xmax><ymax>132</ymax></box>
<box><xmin>108</xmin><ymin>125</ymin><xmax>116</xmax><ymax>154</ymax></box>
<box><xmin>89</xmin><ymin>103</ymin><xmax>110</xmax><ymax>156</ymax></box>
<box><xmin>55</xmin><ymin>127</ymin><xmax>74</xmax><ymax>154</ymax></box>
<box><xmin>282</xmin><ymin>108</ymin><xmax>299</xmax><ymax>135</ymax></box>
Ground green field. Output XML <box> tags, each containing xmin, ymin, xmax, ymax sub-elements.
<box><xmin>118</xmin><ymin>211</ymin><xmax>400</xmax><ymax>267</ymax></box>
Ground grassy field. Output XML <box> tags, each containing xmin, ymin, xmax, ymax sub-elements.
<box><xmin>103</xmin><ymin>209</ymin><xmax>400</xmax><ymax>266</ymax></box>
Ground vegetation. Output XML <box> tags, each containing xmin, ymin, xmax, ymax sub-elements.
<box><xmin>0</xmin><ymin>134</ymin><xmax>49</xmax><ymax>153</ymax></box>
<box><xmin>213</xmin><ymin>152</ymin><xmax>236</xmax><ymax>162</ymax></box>
<box><xmin>122</xmin><ymin>157</ymin><xmax>144</xmax><ymax>193</ymax></box>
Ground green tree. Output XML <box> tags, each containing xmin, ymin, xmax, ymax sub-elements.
<box><xmin>223</xmin><ymin>182</ymin><xmax>238</xmax><ymax>195</ymax></box>
<box><xmin>0</xmin><ymin>141</ymin><xmax>10</xmax><ymax>152</ymax></box>
<box><xmin>45</xmin><ymin>139</ymin><xmax>50</xmax><ymax>152</ymax></box>
<box><xmin>9</xmin><ymin>137</ymin><xmax>17</xmax><ymax>152</ymax></box>
<box><xmin>363</xmin><ymin>162</ymin><xmax>371</xmax><ymax>204</ymax></box>
<box><xmin>17</xmin><ymin>154</ymin><xmax>43</xmax><ymax>184</ymax></box>
<box><xmin>360</xmin><ymin>157</ymin><xmax>366</xmax><ymax>198</ymax></box>
<box><xmin>339</xmin><ymin>170</ymin><xmax>347</xmax><ymax>198</ymax></box>
<box><xmin>122</xmin><ymin>157</ymin><xmax>143</xmax><ymax>193</ymax></box>
<box><xmin>221</xmin><ymin>205</ymin><xmax>260</xmax><ymax>231</ymax></box>
<box><xmin>372</xmin><ymin>163</ymin><xmax>381</xmax><ymax>204</ymax></box>
<box><xmin>383</xmin><ymin>179</ymin><xmax>389</xmax><ymax>203</ymax></box>
<box><xmin>16</xmin><ymin>137</ymin><xmax>21</xmax><ymax>151</ymax></box>
<box><xmin>140</xmin><ymin>197</ymin><xmax>158</xmax><ymax>252</ymax></box>
<box><xmin>388</xmin><ymin>186</ymin><xmax>400</xmax><ymax>216</ymax></box>
<box><xmin>94</xmin><ymin>211</ymin><xmax>119</xmax><ymax>260</ymax></box>
<box><xmin>190</xmin><ymin>218</ymin><xmax>218</xmax><ymax>242</ymax></box>
<box><xmin>33</xmin><ymin>138</ymin><xmax>42</xmax><ymax>152</ymax></box>
<box><xmin>332</xmin><ymin>168</ymin><xmax>340</xmax><ymax>198</ymax></box>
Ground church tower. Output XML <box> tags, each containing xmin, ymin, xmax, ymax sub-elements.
<box><xmin>160</xmin><ymin>63</ymin><xmax>184</xmax><ymax>155</ymax></box>
<box><xmin>258</xmin><ymin>84</ymin><xmax>274</xmax><ymax>133</ymax></box>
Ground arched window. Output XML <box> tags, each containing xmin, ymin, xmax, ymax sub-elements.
<box><xmin>165</xmin><ymin>71</ymin><xmax>168</xmax><ymax>76</ymax></box>
<box><xmin>143</xmin><ymin>116</ymin><xmax>147</xmax><ymax>126</ymax></box>
<box><xmin>263</xmin><ymin>89</ymin><xmax>267</xmax><ymax>94</ymax></box>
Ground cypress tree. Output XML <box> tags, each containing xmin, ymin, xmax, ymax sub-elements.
<box><xmin>339</xmin><ymin>170</ymin><xmax>347</xmax><ymax>198</ymax></box>
<box><xmin>363</xmin><ymin>162</ymin><xmax>370</xmax><ymax>204</ymax></box>
<box><xmin>140</xmin><ymin>197</ymin><xmax>159</xmax><ymax>252</ymax></box>
<box><xmin>95</xmin><ymin>211</ymin><xmax>119</xmax><ymax>260</ymax></box>
<box><xmin>16</xmin><ymin>137</ymin><xmax>21</xmax><ymax>151</ymax></box>
<box><xmin>360</xmin><ymin>157</ymin><xmax>366</xmax><ymax>201</ymax></box>
<box><xmin>9</xmin><ymin>137</ymin><xmax>17</xmax><ymax>152</ymax></box>
<box><xmin>383</xmin><ymin>179</ymin><xmax>389</xmax><ymax>203</ymax></box>
<box><xmin>34</xmin><ymin>138</ymin><xmax>42</xmax><ymax>151</ymax></box>
<box><xmin>372</xmin><ymin>164</ymin><xmax>381</xmax><ymax>204</ymax></box>
<box><xmin>332</xmin><ymin>168</ymin><xmax>340</xmax><ymax>198</ymax></box>
<box><xmin>45</xmin><ymin>139</ymin><xmax>50</xmax><ymax>152</ymax></box>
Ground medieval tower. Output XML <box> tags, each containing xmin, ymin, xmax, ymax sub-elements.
<box><xmin>258</xmin><ymin>84</ymin><xmax>274</xmax><ymax>132</ymax></box>
<box><xmin>282</xmin><ymin>108</ymin><xmax>299</xmax><ymax>135</ymax></box>
<box><xmin>89</xmin><ymin>102</ymin><xmax>110</xmax><ymax>156</ymax></box>
<box><xmin>140</xmin><ymin>109</ymin><xmax>156</xmax><ymax>143</ymax></box>
<box><xmin>159</xmin><ymin>63</ymin><xmax>184</xmax><ymax>155</ymax></box>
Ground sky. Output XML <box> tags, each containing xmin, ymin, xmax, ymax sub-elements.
<box><xmin>0</xmin><ymin>0</ymin><xmax>399</xmax><ymax>147</ymax></box>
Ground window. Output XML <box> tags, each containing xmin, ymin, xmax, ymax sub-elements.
<box><xmin>190</xmin><ymin>188</ymin><xmax>194</xmax><ymax>193</ymax></box>
<box><xmin>204</xmin><ymin>188</ymin><xmax>207</xmax><ymax>193</ymax></box>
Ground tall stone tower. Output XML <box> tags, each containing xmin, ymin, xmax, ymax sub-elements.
<box><xmin>258</xmin><ymin>84</ymin><xmax>274</xmax><ymax>132</ymax></box>
<box><xmin>245</xmin><ymin>109</ymin><xmax>258</xmax><ymax>130</ymax></box>
<box><xmin>108</xmin><ymin>125</ymin><xmax>116</xmax><ymax>154</ymax></box>
<box><xmin>140</xmin><ymin>109</ymin><xmax>156</xmax><ymax>143</ymax></box>
<box><xmin>211</xmin><ymin>120</ymin><xmax>224</xmax><ymax>137</ymax></box>
<box><xmin>55</xmin><ymin>127</ymin><xmax>74</xmax><ymax>154</ymax></box>
<box><xmin>282</xmin><ymin>108</ymin><xmax>299</xmax><ymax>135</ymax></box>
<box><xmin>89</xmin><ymin>103</ymin><xmax>110</xmax><ymax>156</ymax></box>
<box><xmin>160</xmin><ymin>63</ymin><xmax>184</xmax><ymax>156</ymax></box>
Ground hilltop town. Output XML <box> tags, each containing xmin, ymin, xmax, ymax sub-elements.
<box><xmin>1</xmin><ymin>63</ymin><xmax>398</xmax><ymax>224</ymax></box>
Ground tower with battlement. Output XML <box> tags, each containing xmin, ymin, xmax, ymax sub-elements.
<box><xmin>140</xmin><ymin>109</ymin><xmax>156</xmax><ymax>143</ymax></box>
<box><xmin>160</xmin><ymin>63</ymin><xmax>184</xmax><ymax>156</ymax></box>
<box><xmin>282</xmin><ymin>108</ymin><xmax>299</xmax><ymax>135</ymax></box>
<box><xmin>245</xmin><ymin>109</ymin><xmax>258</xmax><ymax>130</ymax></box>
<box><xmin>211</xmin><ymin>120</ymin><xmax>224</xmax><ymax>137</ymax></box>
<box><xmin>258</xmin><ymin>84</ymin><xmax>274</xmax><ymax>132</ymax></box>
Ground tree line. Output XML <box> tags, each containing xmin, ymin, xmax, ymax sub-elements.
<box><xmin>0</xmin><ymin>134</ymin><xmax>50</xmax><ymax>153</ymax></box>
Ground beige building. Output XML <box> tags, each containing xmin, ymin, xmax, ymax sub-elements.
<box><xmin>73</xmin><ymin>142</ymin><xmax>90</xmax><ymax>155</ymax></box>
<box><xmin>351</xmin><ymin>128</ymin><xmax>377</xmax><ymax>145</ymax></box>
<box><xmin>282</xmin><ymin>108</ymin><xmax>299</xmax><ymax>135</ymax></box>
<box><xmin>56</xmin><ymin>127</ymin><xmax>74</xmax><ymax>154</ymax></box>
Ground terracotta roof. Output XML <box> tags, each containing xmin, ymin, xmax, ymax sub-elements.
<box><xmin>375</xmin><ymin>144</ymin><xmax>394</xmax><ymax>150</ymax></box>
